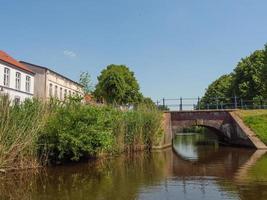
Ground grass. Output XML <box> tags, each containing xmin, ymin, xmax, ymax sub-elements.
<box><xmin>0</xmin><ymin>96</ymin><xmax>49</xmax><ymax>171</ymax></box>
<box><xmin>236</xmin><ymin>110</ymin><xmax>267</xmax><ymax>144</ymax></box>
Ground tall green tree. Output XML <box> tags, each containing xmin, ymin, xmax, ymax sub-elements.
<box><xmin>232</xmin><ymin>50</ymin><xmax>265</xmax><ymax>99</ymax></box>
<box><xmin>94</xmin><ymin>64</ymin><xmax>142</xmax><ymax>105</ymax></box>
<box><xmin>79</xmin><ymin>71</ymin><xmax>94</xmax><ymax>94</ymax></box>
<box><xmin>263</xmin><ymin>44</ymin><xmax>267</xmax><ymax>98</ymax></box>
<box><xmin>201</xmin><ymin>74</ymin><xmax>233</xmax><ymax>107</ymax></box>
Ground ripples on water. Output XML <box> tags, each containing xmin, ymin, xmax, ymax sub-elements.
<box><xmin>1</xmin><ymin>132</ymin><xmax>267</xmax><ymax>200</ymax></box>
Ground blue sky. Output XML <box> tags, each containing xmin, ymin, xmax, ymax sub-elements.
<box><xmin>1</xmin><ymin>0</ymin><xmax>267</xmax><ymax>101</ymax></box>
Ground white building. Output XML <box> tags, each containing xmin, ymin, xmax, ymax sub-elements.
<box><xmin>20</xmin><ymin>61</ymin><xmax>84</xmax><ymax>100</ymax></box>
<box><xmin>0</xmin><ymin>51</ymin><xmax>34</xmax><ymax>103</ymax></box>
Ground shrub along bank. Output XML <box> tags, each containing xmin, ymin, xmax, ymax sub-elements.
<box><xmin>0</xmin><ymin>97</ymin><xmax>163</xmax><ymax>170</ymax></box>
<box><xmin>236</xmin><ymin>110</ymin><xmax>267</xmax><ymax>144</ymax></box>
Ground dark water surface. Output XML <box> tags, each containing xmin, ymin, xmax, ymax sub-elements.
<box><xmin>1</xmin><ymin>133</ymin><xmax>267</xmax><ymax>200</ymax></box>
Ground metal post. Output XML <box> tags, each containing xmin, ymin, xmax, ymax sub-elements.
<box><xmin>197</xmin><ymin>96</ymin><xmax>200</xmax><ymax>110</ymax></box>
<box><xmin>207</xmin><ymin>103</ymin><xmax>210</xmax><ymax>110</ymax></box>
<box><xmin>163</xmin><ymin>98</ymin><xmax>165</xmax><ymax>108</ymax></box>
<box><xmin>180</xmin><ymin>97</ymin><xmax>183</xmax><ymax>111</ymax></box>
<box><xmin>260</xmin><ymin>99</ymin><xmax>263</xmax><ymax>109</ymax></box>
<box><xmin>241</xmin><ymin>99</ymin><xmax>244</xmax><ymax>109</ymax></box>
<box><xmin>234</xmin><ymin>95</ymin><xmax>237</xmax><ymax>109</ymax></box>
<box><xmin>216</xmin><ymin>97</ymin><xmax>219</xmax><ymax>110</ymax></box>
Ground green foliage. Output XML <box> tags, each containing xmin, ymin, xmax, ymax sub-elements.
<box><xmin>79</xmin><ymin>71</ymin><xmax>94</xmax><ymax>94</ymax></box>
<box><xmin>232</xmin><ymin>50</ymin><xmax>265</xmax><ymax>99</ymax></box>
<box><xmin>94</xmin><ymin>64</ymin><xmax>142</xmax><ymax>105</ymax></box>
<box><xmin>157</xmin><ymin>105</ymin><xmax>170</xmax><ymax>111</ymax></box>
<box><xmin>38</xmin><ymin>100</ymin><xmax>163</xmax><ymax>163</ymax></box>
<box><xmin>237</xmin><ymin>110</ymin><xmax>267</xmax><ymax>144</ymax></box>
<box><xmin>121</xmin><ymin>105</ymin><xmax>163</xmax><ymax>151</ymax></box>
<box><xmin>0</xmin><ymin>96</ymin><xmax>48</xmax><ymax>170</ymax></box>
<box><xmin>0</xmin><ymin>94</ymin><xmax>163</xmax><ymax>167</ymax></box>
<box><xmin>182</xmin><ymin>126</ymin><xmax>206</xmax><ymax>133</ymax></box>
<box><xmin>38</xmin><ymin>103</ymin><xmax>116</xmax><ymax>162</ymax></box>
<box><xmin>202</xmin><ymin>44</ymin><xmax>267</xmax><ymax>105</ymax></box>
<box><xmin>263</xmin><ymin>45</ymin><xmax>267</xmax><ymax>98</ymax></box>
<box><xmin>201</xmin><ymin>74</ymin><xmax>233</xmax><ymax>108</ymax></box>
<box><xmin>141</xmin><ymin>97</ymin><xmax>157</xmax><ymax>109</ymax></box>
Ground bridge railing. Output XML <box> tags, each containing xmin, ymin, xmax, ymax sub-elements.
<box><xmin>156</xmin><ymin>97</ymin><xmax>267</xmax><ymax>111</ymax></box>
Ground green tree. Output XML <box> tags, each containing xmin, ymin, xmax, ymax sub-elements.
<box><xmin>263</xmin><ymin>44</ymin><xmax>267</xmax><ymax>98</ymax></box>
<box><xmin>79</xmin><ymin>71</ymin><xmax>94</xmax><ymax>94</ymax></box>
<box><xmin>232</xmin><ymin>50</ymin><xmax>265</xmax><ymax>99</ymax></box>
<box><xmin>200</xmin><ymin>74</ymin><xmax>233</xmax><ymax>108</ymax></box>
<box><xmin>94</xmin><ymin>64</ymin><xmax>142</xmax><ymax>105</ymax></box>
<box><xmin>141</xmin><ymin>97</ymin><xmax>157</xmax><ymax>109</ymax></box>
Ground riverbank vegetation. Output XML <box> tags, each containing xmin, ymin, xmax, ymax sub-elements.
<box><xmin>0</xmin><ymin>97</ymin><xmax>163</xmax><ymax>170</ymax></box>
<box><xmin>236</xmin><ymin>110</ymin><xmax>267</xmax><ymax>144</ymax></box>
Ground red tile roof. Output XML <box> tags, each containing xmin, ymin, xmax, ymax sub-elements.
<box><xmin>0</xmin><ymin>50</ymin><xmax>34</xmax><ymax>73</ymax></box>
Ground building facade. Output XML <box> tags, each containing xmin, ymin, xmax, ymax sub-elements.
<box><xmin>0</xmin><ymin>51</ymin><xmax>34</xmax><ymax>103</ymax></box>
<box><xmin>20</xmin><ymin>61</ymin><xmax>84</xmax><ymax>100</ymax></box>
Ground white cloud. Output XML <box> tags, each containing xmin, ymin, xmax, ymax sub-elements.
<box><xmin>63</xmin><ymin>50</ymin><xmax>77</xmax><ymax>58</ymax></box>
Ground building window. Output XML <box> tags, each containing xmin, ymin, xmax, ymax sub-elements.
<box><xmin>69</xmin><ymin>90</ymin><xmax>71</xmax><ymax>96</ymax></box>
<box><xmin>54</xmin><ymin>85</ymin><xmax>58</xmax><ymax>98</ymax></box>
<box><xmin>4</xmin><ymin>68</ymin><xmax>10</xmax><ymax>87</ymax></box>
<box><xmin>60</xmin><ymin>87</ymin><xmax>63</xmax><ymax>100</ymax></box>
<box><xmin>64</xmin><ymin>89</ymin><xmax>67</xmax><ymax>98</ymax></box>
<box><xmin>49</xmin><ymin>83</ymin><xmax>53</xmax><ymax>97</ymax></box>
<box><xmin>25</xmin><ymin>76</ymin><xmax>31</xmax><ymax>92</ymax></box>
<box><xmin>15</xmin><ymin>72</ymin><xmax>21</xmax><ymax>90</ymax></box>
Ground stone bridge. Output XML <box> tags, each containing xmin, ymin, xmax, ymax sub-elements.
<box><xmin>160</xmin><ymin>110</ymin><xmax>267</xmax><ymax>149</ymax></box>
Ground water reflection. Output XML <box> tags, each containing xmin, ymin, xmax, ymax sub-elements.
<box><xmin>173</xmin><ymin>132</ymin><xmax>219</xmax><ymax>161</ymax></box>
<box><xmin>1</xmin><ymin>132</ymin><xmax>267</xmax><ymax>200</ymax></box>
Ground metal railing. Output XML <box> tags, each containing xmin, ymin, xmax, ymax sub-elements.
<box><xmin>156</xmin><ymin>96</ymin><xmax>267</xmax><ymax>111</ymax></box>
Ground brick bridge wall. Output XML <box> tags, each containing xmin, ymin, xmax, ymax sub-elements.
<box><xmin>161</xmin><ymin>110</ymin><xmax>267</xmax><ymax>149</ymax></box>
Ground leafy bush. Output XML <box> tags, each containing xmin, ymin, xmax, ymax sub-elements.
<box><xmin>38</xmin><ymin>102</ymin><xmax>116</xmax><ymax>163</ymax></box>
<box><xmin>38</xmin><ymin>100</ymin><xmax>163</xmax><ymax>164</ymax></box>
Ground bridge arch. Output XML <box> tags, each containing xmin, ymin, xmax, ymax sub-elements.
<box><xmin>171</xmin><ymin>119</ymin><xmax>228</xmax><ymax>142</ymax></box>
<box><xmin>161</xmin><ymin>110</ymin><xmax>264</xmax><ymax>148</ymax></box>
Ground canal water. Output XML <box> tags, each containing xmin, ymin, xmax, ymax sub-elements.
<box><xmin>1</xmin><ymin>131</ymin><xmax>267</xmax><ymax>200</ymax></box>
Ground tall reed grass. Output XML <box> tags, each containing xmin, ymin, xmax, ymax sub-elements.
<box><xmin>0</xmin><ymin>96</ymin><xmax>48</xmax><ymax>171</ymax></box>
